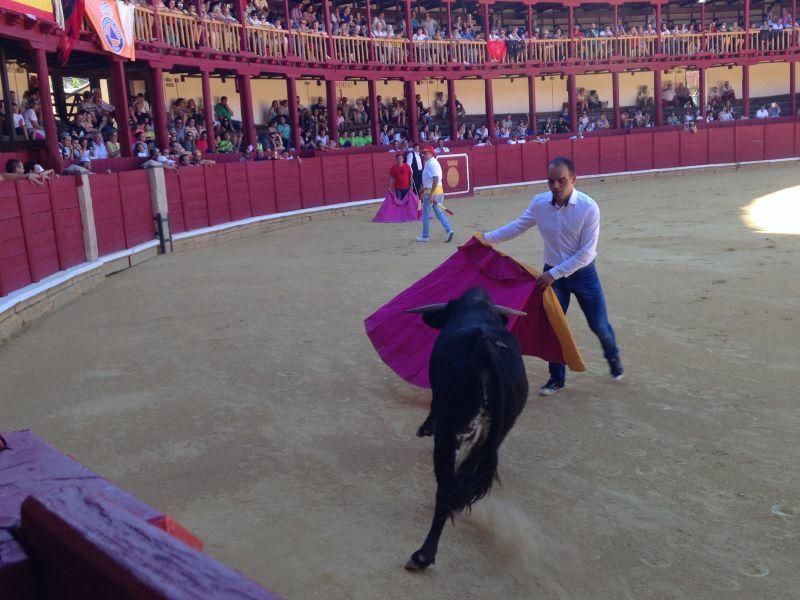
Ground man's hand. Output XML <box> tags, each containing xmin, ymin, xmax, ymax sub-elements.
<box><xmin>536</xmin><ymin>271</ymin><xmax>555</xmax><ymax>290</ymax></box>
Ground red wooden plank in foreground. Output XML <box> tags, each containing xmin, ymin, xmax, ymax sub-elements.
<box><xmin>20</xmin><ymin>489</ymin><xmax>281</xmax><ymax>600</ymax></box>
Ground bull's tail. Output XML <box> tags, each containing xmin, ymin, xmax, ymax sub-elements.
<box><xmin>438</xmin><ymin>330</ymin><xmax>526</xmax><ymax>516</ymax></box>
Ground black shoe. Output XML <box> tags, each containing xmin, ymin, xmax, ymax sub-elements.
<box><xmin>539</xmin><ymin>378</ymin><xmax>565</xmax><ymax>396</ymax></box>
<box><xmin>609</xmin><ymin>357</ymin><xmax>624</xmax><ymax>381</ymax></box>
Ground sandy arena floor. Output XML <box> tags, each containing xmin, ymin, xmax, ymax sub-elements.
<box><xmin>3</xmin><ymin>165</ymin><xmax>800</xmax><ymax>599</ymax></box>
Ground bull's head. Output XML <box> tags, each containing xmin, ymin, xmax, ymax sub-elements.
<box><xmin>405</xmin><ymin>287</ymin><xmax>526</xmax><ymax>329</ymax></box>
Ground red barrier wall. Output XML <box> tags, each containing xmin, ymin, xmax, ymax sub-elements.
<box><xmin>496</xmin><ymin>144</ymin><xmax>523</xmax><ymax>184</ymax></box>
<box><xmin>178</xmin><ymin>168</ymin><xmax>210</xmax><ymax>230</ymax></box>
<box><xmin>599</xmin><ymin>136</ymin><xmax>626</xmax><ymax>173</ymax></box>
<box><xmin>225</xmin><ymin>163</ymin><xmax>253</xmax><ymax>221</ymax></box>
<box><xmin>347</xmin><ymin>154</ymin><xmax>376</xmax><ymax>201</ymax></box>
<box><xmin>735</xmin><ymin>125</ymin><xmax>766</xmax><ymax>162</ymax></box>
<box><xmin>163</xmin><ymin>170</ymin><xmax>186</xmax><ymax>234</ymax></box>
<box><xmin>90</xmin><ymin>174</ymin><xmax>127</xmax><ymax>255</ymax></box>
<box><xmin>0</xmin><ymin>182</ymin><xmax>32</xmax><ymax>296</ymax></box>
<box><xmin>16</xmin><ymin>182</ymin><xmax>60</xmax><ymax>283</ymax></box>
<box><xmin>708</xmin><ymin>127</ymin><xmax>736</xmax><ymax>164</ymax></box>
<box><xmin>322</xmin><ymin>155</ymin><xmax>350</xmax><ymax>205</ymax></box>
<box><xmin>119</xmin><ymin>171</ymin><xmax>154</xmax><ymax>248</ymax></box>
<box><xmin>205</xmin><ymin>164</ymin><xmax>232</xmax><ymax>226</ymax></box>
<box><xmin>273</xmin><ymin>160</ymin><xmax>302</xmax><ymax>212</ymax></box>
<box><xmin>299</xmin><ymin>159</ymin><xmax>325</xmax><ymax>209</ymax></box>
<box><xmin>246</xmin><ymin>161</ymin><xmax>277</xmax><ymax>215</ymax></box>
<box><xmin>573</xmin><ymin>137</ymin><xmax>600</xmax><ymax>175</ymax></box>
<box><xmin>48</xmin><ymin>177</ymin><xmax>86</xmax><ymax>270</ymax></box>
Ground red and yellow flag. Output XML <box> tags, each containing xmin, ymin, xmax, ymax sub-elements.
<box><xmin>84</xmin><ymin>0</ymin><xmax>135</xmax><ymax>60</ymax></box>
<box><xmin>0</xmin><ymin>0</ymin><xmax>54</xmax><ymax>21</ymax></box>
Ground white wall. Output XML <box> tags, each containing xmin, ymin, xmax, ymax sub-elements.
<box><xmin>534</xmin><ymin>76</ymin><xmax>567</xmax><ymax>112</ymax></box>
<box><xmin>750</xmin><ymin>62</ymin><xmax>790</xmax><ymax>97</ymax></box>
<box><xmin>454</xmin><ymin>79</ymin><xmax>484</xmax><ymax>115</ymax></box>
<box><xmin>619</xmin><ymin>71</ymin><xmax>653</xmax><ymax>107</ymax></box>
<box><xmin>705</xmin><ymin>65</ymin><xmax>742</xmax><ymax>97</ymax></box>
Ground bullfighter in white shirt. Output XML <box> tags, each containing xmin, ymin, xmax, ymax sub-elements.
<box><xmin>484</xmin><ymin>156</ymin><xmax>623</xmax><ymax>395</ymax></box>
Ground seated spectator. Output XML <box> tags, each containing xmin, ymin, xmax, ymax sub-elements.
<box><xmin>105</xmin><ymin>131</ymin><xmax>122</xmax><ymax>158</ymax></box>
<box><xmin>555</xmin><ymin>117</ymin><xmax>570</xmax><ymax>134</ymax></box>
<box><xmin>637</xmin><ymin>86</ymin><xmax>654</xmax><ymax>109</ymax></box>
<box><xmin>755</xmin><ymin>104</ymin><xmax>769</xmax><ymax>118</ymax></box>
<box><xmin>433</xmin><ymin>91</ymin><xmax>447</xmax><ymax>119</ymax></box>
<box><xmin>23</xmin><ymin>99</ymin><xmax>46</xmax><ymax>139</ymax></box>
<box><xmin>708</xmin><ymin>86</ymin><xmax>721</xmax><ymax>108</ymax></box>
<box><xmin>196</xmin><ymin>130</ymin><xmax>210</xmax><ymax>154</ymax></box>
<box><xmin>675</xmin><ymin>83</ymin><xmax>694</xmax><ymax>108</ymax></box>
<box><xmin>89</xmin><ymin>131</ymin><xmax>108</xmax><ymax>159</ymax></box>
<box><xmin>434</xmin><ymin>138</ymin><xmax>450</xmax><ymax>154</ymax></box>
<box><xmin>140</xmin><ymin>147</ymin><xmax>176</xmax><ymax>169</ymax></box>
<box><xmin>134</xmin><ymin>141</ymin><xmax>149</xmax><ymax>158</ymax></box>
<box><xmin>768</xmin><ymin>102</ymin><xmax>781</xmax><ymax>117</ymax></box>
<box><xmin>216</xmin><ymin>132</ymin><xmax>235</xmax><ymax>153</ymax></box>
<box><xmin>576</xmin><ymin>87</ymin><xmax>588</xmax><ymax>113</ymax></box>
<box><xmin>2</xmin><ymin>159</ymin><xmax>47</xmax><ymax>183</ymax></box>
<box><xmin>596</xmin><ymin>113</ymin><xmax>610</xmax><ymax>129</ymax></box>
<box><xmin>587</xmin><ymin>90</ymin><xmax>602</xmax><ymax>110</ymax></box>
<box><xmin>667</xmin><ymin>111</ymin><xmax>681</xmax><ymax>126</ymax></box>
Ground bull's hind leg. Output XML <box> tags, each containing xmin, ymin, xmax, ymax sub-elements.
<box><xmin>416</xmin><ymin>414</ymin><xmax>434</xmax><ymax>437</ymax></box>
<box><xmin>405</xmin><ymin>496</ymin><xmax>449</xmax><ymax>571</ymax></box>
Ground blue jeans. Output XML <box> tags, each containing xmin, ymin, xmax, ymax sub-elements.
<box><xmin>545</xmin><ymin>261</ymin><xmax>619</xmax><ymax>384</ymax></box>
<box><xmin>422</xmin><ymin>192</ymin><xmax>452</xmax><ymax>238</ymax></box>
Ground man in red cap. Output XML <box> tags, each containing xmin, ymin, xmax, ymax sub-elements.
<box><xmin>416</xmin><ymin>145</ymin><xmax>454</xmax><ymax>243</ymax></box>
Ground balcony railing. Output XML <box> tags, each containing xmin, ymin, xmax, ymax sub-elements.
<box><xmin>130</xmin><ymin>9</ymin><xmax>798</xmax><ymax>68</ymax></box>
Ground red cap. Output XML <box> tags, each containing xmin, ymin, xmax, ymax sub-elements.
<box><xmin>422</xmin><ymin>146</ymin><xmax>435</xmax><ymax>154</ymax></box>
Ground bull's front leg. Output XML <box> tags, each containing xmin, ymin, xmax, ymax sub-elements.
<box><xmin>404</xmin><ymin>493</ymin><xmax>449</xmax><ymax>571</ymax></box>
<box><xmin>416</xmin><ymin>389</ymin><xmax>441</xmax><ymax>437</ymax></box>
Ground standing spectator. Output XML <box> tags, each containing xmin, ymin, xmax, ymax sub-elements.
<box><xmin>406</xmin><ymin>141</ymin><xmax>423</xmax><ymax>193</ymax></box>
<box><xmin>483</xmin><ymin>156</ymin><xmax>623</xmax><ymax>395</ymax></box>
<box><xmin>415</xmin><ymin>145</ymin><xmax>454</xmax><ymax>243</ymax></box>
<box><xmin>388</xmin><ymin>152</ymin><xmax>413</xmax><ymax>199</ymax></box>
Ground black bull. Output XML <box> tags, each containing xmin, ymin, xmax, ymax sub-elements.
<box><xmin>405</xmin><ymin>287</ymin><xmax>529</xmax><ymax>570</ymax></box>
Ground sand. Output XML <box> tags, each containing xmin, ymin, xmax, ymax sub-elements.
<box><xmin>2</xmin><ymin>164</ymin><xmax>799</xmax><ymax>599</ymax></box>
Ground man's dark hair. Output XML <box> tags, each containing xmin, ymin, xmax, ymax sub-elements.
<box><xmin>548</xmin><ymin>156</ymin><xmax>576</xmax><ymax>175</ymax></box>
<box><xmin>5</xmin><ymin>159</ymin><xmax>22</xmax><ymax>173</ymax></box>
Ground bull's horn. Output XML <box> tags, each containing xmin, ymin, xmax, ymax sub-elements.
<box><xmin>493</xmin><ymin>305</ymin><xmax>527</xmax><ymax>317</ymax></box>
<box><xmin>405</xmin><ymin>303</ymin><xmax>447</xmax><ymax>314</ymax></box>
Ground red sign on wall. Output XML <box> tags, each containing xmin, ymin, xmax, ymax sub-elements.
<box><xmin>439</xmin><ymin>153</ymin><xmax>471</xmax><ymax>197</ymax></box>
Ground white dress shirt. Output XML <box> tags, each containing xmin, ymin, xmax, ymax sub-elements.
<box><xmin>421</xmin><ymin>156</ymin><xmax>442</xmax><ymax>190</ymax></box>
<box><xmin>484</xmin><ymin>188</ymin><xmax>600</xmax><ymax>280</ymax></box>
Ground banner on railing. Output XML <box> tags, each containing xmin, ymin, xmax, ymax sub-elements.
<box><xmin>440</xmin><ymin>153</ymin><xmax>470</xmax><ymax>196</ymax></box>
<box><xmin>84</xmin><ymin>0</ymin><xmax>135</xmax><ymax>60</ymax></box>
<box><xmin>486</xmin><ymin>40</ymin><xmax>507</xmax><ymax>62</ymax></box>
<box><xmin>0</xmin><ymin>0</ymin><xmax>54</xmax><ymax>20</ymax></box>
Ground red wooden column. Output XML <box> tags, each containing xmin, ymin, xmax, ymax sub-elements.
<box><xmin>654</xmin><ymin>69</ymin><xmax>663</xmax><ymax>126</ymax></box>
<box><xmin>613</xmin><ymin>4</ymin><xmax>618</xmax><ymax>33</ymax></box>
<box><xmin>201</xmin><ymin>69</ymin><xmax>215</xmax><ymax>137</ymax></box>
<box><xmin>284</xmin><ymin>0</ymin><xmax>293</xmax><ymax>54</ymax></box>
<box><xmin>406</xmin><ymin>79</ymin><xmax>419</xmax><ymax>142</ymax></box>
<box><xmin>31</xmin><ymin>47</ymin><xmax>59</xmax><ymax>166</ymax></box>
<box><xmin>446</xmin><ymin>1</ymin><xmax>453</xmax><ymax>38</ymax></box>
<box><xmin>790</xmin><ymin>60</ymin><xmax>797</xmax><ymax>117</ymax></box>
<box><xmin>700</xmin><ymin>2</ymin><xmax>706</xmax><ymax>51</ymax></box>
<box><xmin>110</xmin><ymin>58</ymin><xmax>133</xmax><ymax>157</ymax></box>
<box><xmin>527</xmin><ymin>75</ymin><xmax>536</xmax><ymax>132</ymax></box>
<box><xmin>238</xmin><ymin>73</ymin><xmax>257</xmax><ymax>148</ymax></box>
<box><xmin>527</xmin><ymin>4</ymin><xmax>533</xmax><ymax>38</ymax></box>
<box><xmin>447</xmin><ymin>78</ymin><xmax>457</xmax><ymax>139</ymax></box>
<box><xmin>568</xmin><ymin>5</ymin><xmax>575</xmax><ymax>58</ymax></box>
<box><xmin>612</xmin><ymin>70</ymin><xmax>620</xmax><ymax>128</ymax></box>
<box><xmin>286</xmin><ymin>76</ymin><xmax>301</xmax><ymax>149</ymax></box>
<box><xmin>365</xmin><ymin>0</ymin><xmax>375</xmax><ymax>61</ymax></box>
<box><xmin>567</xmin><ymin>74</ymin><xmax>577</xmax><ymax>131</ymax></box>
<box><xmin>482</xmin><ymin>2</ymin><xmax>490</xmax><ymax>39</ymax></box>
<box><xmin>742</xmin><ymin>64</ymin><xmax>750</xmax><ymax>118</ymax></box>
<box><xmin>237</xmin><ymin>0</ymin><xmax>249</xmax><ymax>51</ymax></box>
<box><xmin>322</xmin><ymin>0</ymin><xmax>335</xmax><ymax>59</ymax></box>
<box><xmin>151</xmin><ymin>0</ymin><xmax>163</xmax><ymax>43</ymax></box>
<box><xmin>405</xmin><ymin>0</ymin><xmax>414</xmax><ymax>62</ymax></box>
<box><xmin>150</xmin><ymin>65</ymin><xmax>169</xmax><ymax>149</ymax></box>
<box><xmin>367</xmin><ymin>79</ymin><xmax>379</xmax><ymax>144</ymax></box>
<box><xmin>326</xmin><ymin>79</ymin><xmax>338</xmax><ymax>138</ymax></box>
<box><xmin>794</xmin><ymin>0</ymin><xmax>798</xmax><ymax>46</ymax></box>
<box><xmin>744</xmin><ymin>0</ymin><xmax>750</xmax><ymax>50</ymax></box>
<box><xmin>699</xmin><ymin>68</ymin><xmax>706</xmax><ymax>120</ymax></box>
<box><xmin>485</xmin><ymin>77</ymin><xmax>495</xmax><ymax>139</ymax></box>
<box><xmin>655</xmin><ymin>1</ymin><xmax>662</xmax><ymax>53</ymax></box>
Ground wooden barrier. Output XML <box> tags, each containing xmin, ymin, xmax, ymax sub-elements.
<box><xmin>89</xmin><ymin>174</ymin><xmax>128</xmax><ymax>255</ymax></box>
<box><xmin>0</xmin><ymin>182</ymin><xmax>32</xmax><ymax>295</ymax></box>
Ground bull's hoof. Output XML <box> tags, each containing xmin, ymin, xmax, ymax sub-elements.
<box><xmin>404</xmin><ymin>550</ymin><xmax>434</xmax><ymax>571</ymax></box>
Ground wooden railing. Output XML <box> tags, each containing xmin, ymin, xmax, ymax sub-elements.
<box><xmin>526</xmin><ymin>39</ymin><xmax>570</xmax><ymax>62</ymax></box>
<box><xmin>159</xmin><ymin>11</ymin><xmax>202</xmax><ymax>49</ymax></box>
<box><xmin>205</xmin><ymin>19</ymin><xmax>241</xmax><ymax>53</ymax></box>
<box><xmin>451</xmin><ymin>40</ymin><xmax>485</xmax><ymax>64</ymax></box>
<box><xmin>129</xmin><ymin>21</ymin><xmax>798</xmax><ymax>66</ymax></box>
<box><xmin>134</xmin><ymin>6</ymin><xmax>155</xmax><ymax>43</ymax></box>
<box><xmin>248</xmin><ymin>25</ymin><xmax>288</xmax><ymax>57</ymax></box>
<box><xmin>412</xmin><ymin>40</ymin><xmax>450</xmax><ymax>65</ymax></box>
<box><xmin>749</xmin><ymin>29</ymin><xmax>794</xmax><ymax>52</ymax></box>
<box><xmin>292</xmin><ymin>31</ymin><xmax>328</xmax><ymax>61</ymax></box>
<box><xmin>332</xmin><ymin>35</ymin><xmax>369</xmax><ymax>63</ymax></box>
<box><xmin>372</xmin><ymin>38</ymin><xmax>408</xmax><ymax>65</ymax></box>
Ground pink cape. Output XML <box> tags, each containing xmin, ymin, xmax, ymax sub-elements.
<box><xmin>372</xmin><ymin>189</ymin><xmax>420</xmax><ymax>223</ymax></box>
<box><xmin>364</xmin><ymin>235</ymin><xmax>586</xmax><ymax>388</ymax></box>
